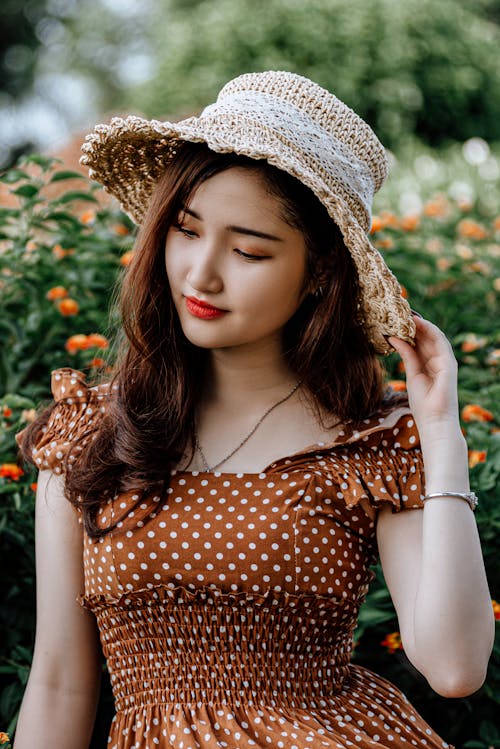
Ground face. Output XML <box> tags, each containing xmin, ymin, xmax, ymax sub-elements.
<box><xmin>164</xmin><ymin>167</ymin><xmax>309</xmax><ymax>352</ymax></box>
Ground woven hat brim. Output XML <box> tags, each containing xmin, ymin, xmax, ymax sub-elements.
<box><xmin>81</xmin><ymin>115</ymin><xmax>415</xmax><ymax>354</ymax></box>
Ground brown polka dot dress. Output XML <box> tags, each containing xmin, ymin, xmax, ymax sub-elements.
<box><xmin>19</xmin><ymin>368</ymin><xmax>454</xmax><ymax>749</ymax></box>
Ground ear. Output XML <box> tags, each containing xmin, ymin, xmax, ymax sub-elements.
<box><xmin>307</xmin><ymin>269</ymin><xmax>329</xmax><ymax>297</ymax></box>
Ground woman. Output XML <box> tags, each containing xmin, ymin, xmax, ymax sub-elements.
<box><xmin>14</xmin><ymin>71</ymin><xmax>494</xmax><ymax>749</ymax></box>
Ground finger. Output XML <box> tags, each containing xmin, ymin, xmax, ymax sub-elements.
<box><xmin>388</xmin><ymin>336</ymin><xmax>422</xmax><ymax>376</ymax></box>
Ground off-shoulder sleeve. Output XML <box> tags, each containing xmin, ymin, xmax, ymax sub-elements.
<box><xmin>15</xmin><ymin>367</ymin><xmax>111</xmax><ymax>476</ymax></box>
<box><xmin>312</xmin><ymin>410</ymin><xmax>426</xmax><ymax>524</ymax></box>
<box><xmin>351</xmin><ymin>412</ymin><xmax>425</xmax><ymax>518</ymax></box>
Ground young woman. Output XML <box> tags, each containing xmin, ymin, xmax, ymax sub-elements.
<box><xmin>14</xmin><ymin>71</ymin><xmax>494</xmax><ymax>749</ymax></box>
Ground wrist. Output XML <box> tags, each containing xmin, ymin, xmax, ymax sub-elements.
<box><xmin>416</xmin><ymin>416</ymin><xmax>463</xmax><ymax>447</ymax></box>
<box><xmin>420</xmin><ymin>432</ymin><xmax>470</xmax><ymax>494</ymax></box>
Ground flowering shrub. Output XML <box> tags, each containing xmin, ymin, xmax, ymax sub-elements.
<box><xmin>354</xmin><ymin>141</ymin><xmax>500</xmax><ymax>747</ymax></box>
<box><xmin>0</xmin><ymin>147</ymin><xmax>499</xmax><ymax>747</ymax></box>
<box><xmin>0</xmin><ymin>155</ymin><xmax>132</xmax><ymax>744</ymax></box>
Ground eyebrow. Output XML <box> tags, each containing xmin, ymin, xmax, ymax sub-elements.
<box><xmin>180</xmin><ymin>207</ymin><xmax>284</xmax><ymax>242</ymax></box>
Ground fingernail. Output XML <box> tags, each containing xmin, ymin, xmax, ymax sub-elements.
<box><xmin>410</xmin><ymin>309</ymin><xmax>423</xmax><ymax>319</ymax></box>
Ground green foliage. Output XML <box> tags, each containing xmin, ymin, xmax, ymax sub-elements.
<box><xmin>128</xmin><ymin>0</ymin><xmax>500</xmax><ymax>149</ymax></box>
<box><xmin>0</xmin><ymin>156</ymin><xmax>132</xmax><ymax>745</ymax></box>
<box><xmin>0</xmin><ymin>155</ymin><xmax>132</xmax><ymax>399</ymax></box>
<box><xmin>351</xmin><ymin>140</ymin><xmax>500</xmax><ymax>745</ymax></box>
<box><xmin>0</xmin><ymin>145</ymin><xmax>499</xmax><ymax>745</ymax></box>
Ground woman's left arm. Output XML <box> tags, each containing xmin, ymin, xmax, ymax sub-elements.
<box><xmin>376</xmin><ymin>315</ymin><xmax>495</xmax><ymax>697</ymax></box>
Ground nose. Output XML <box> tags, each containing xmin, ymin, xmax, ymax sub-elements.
<box><xmin>186</xmin><ymin>240</ymin><xmax>224</xmax><ymax>294</ymax></box>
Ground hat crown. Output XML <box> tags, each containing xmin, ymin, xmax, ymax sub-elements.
<box><xmin>217</xmin><ymin>71</ymin><xmax>388</xmax><ymax>194</ymax></box>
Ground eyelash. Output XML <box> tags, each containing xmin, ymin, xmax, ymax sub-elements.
<box><xmin>173</xmin><ymin>224</ymin><xmax>269</xmax><ymax>262</ymax></box>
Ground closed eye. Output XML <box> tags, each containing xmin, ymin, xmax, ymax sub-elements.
<box><xmin>174</xmin><ymin>224</ymin><xmax>197</xmax><ymax>238</ymax></box>
<box><xmin>234</xmin><ymin>249</ymin><xmax>271</xmax><ymax>261</ymax></box>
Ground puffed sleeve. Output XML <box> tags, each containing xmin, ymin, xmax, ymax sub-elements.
<box><xmin>349</xmin><ymin>411</ymin><xmax>425</xmax><ymax>520</ymax></box>
<box><xmin>15</xmin><ymin>367</ymin><xmax>111</xmax><ymax>476</ymax></box>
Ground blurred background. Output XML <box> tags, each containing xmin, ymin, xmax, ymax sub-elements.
<box><xmin>1</xmin><ymin>1</ymin><xmax>499</xmax><ymax>747</ymax></box>
<box><xmin>3</xmin><ymin>0</ymin><xmax>500</xmax><ymax>164</ymax></box>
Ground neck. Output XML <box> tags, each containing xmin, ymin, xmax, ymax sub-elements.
<box><xmin>205</xmin><ymin>336</ymin><xmax>297</xmax><ymax>410</ymax></box>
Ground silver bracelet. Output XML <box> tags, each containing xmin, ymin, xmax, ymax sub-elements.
<box><xmin>423</xmin><ymin>491</ymin><xmax>478</xmax><ymax>512</ymax></box>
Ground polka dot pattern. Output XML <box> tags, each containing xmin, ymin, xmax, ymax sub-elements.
<box><xmin>17</xmin><ymin>369</ymin><xmax>454</xmax><ymax>749</ymax></box>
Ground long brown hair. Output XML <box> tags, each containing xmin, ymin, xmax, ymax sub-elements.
<box><xmin>19</xmin><ymin>142</ymin><xmax>388</xmax><ymax>539</ymax></box>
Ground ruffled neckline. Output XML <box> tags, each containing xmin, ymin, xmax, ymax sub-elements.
<box><xmin>47</xmin><ymin>367</ymin><xmax>417</xmax><ymax>475</ymax></box>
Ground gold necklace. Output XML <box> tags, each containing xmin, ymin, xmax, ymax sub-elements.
<box><xmin>194</xmin><ymin>381</ymin><xmax>302</xmax><ymax>472</ymax></box>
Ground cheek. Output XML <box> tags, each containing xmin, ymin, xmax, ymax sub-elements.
<box><xmin>164</xmin><ymin>243</ymin><xmax>182</xmax><ymax>288</ymax></box>
<box><xmin>240</xmin><ymin>264</ymin><xmax>307</xmax><ymax>320</ymax></box>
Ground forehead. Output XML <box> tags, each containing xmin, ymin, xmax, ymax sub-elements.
<box><xmin>185</xmin><ymin>167</ymin><xmax>288</xmax><ymax>226</ymax></box>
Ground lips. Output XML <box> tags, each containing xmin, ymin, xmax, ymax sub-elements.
<box><xmin>185</xmin><ymin>296</ymin><xmax>227</xmax><ymax>319</ymax></box>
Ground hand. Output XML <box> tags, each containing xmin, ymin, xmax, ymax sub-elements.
<box><xmin>388</xmin><ymin>315</ymin><xmax>460</xmax><ymax>438</ymax></box>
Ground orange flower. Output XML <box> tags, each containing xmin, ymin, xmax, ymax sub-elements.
<box><xmin>455</xmin><ymin>243</ymin><xmax>474</xmax><ymax>260</ymax></box>
<box><xmin>30</xmin><ymin>482</ymin><xmax>38</xmax><ymax>492</ymax></box>
<box><xmin>87</xmin><ymin>333</ymin><xmax>109</xmax><ymax>349</ymax></box>
<box><xmin>436</xmin><ymin>257</ymin><xmax>452</xmax><ymax>271</ymax></box>
<box><xmin>57</xmin><ymin>298</ymin><xmax>79</xmax><ymax>316</ymax></box>
<box><xmin>457</xmin><ymin>219</ymin><xmax>488</xmax><ymax>241</ymax></box>
<box><xmin>486</xmin><ymin>349</ymin><xmax>500</xmax><ymax>366</ymax></box>
<box><xmin>467</xmin><ymin>260</ymin><xmax>491</xmax><ymax>275</ymax></box>
<box><xmin>399</xmin><ymin>215</ymin><xmax>420</xmax><ymax>232</ymax></box>
<box><xmin>460</xmin><ymin>334</ymin><xmax>487</xmax><ymax>353</ymax></box>
<box><xmin>375</xmin><ymin>237</ymin><xmax>395</xmax><ymax>250</ymax></box>
<box><xmin>492</xmin><ymin>600</ymin><xmax>500</xmax><ymax>620</ymax></box>
<box><xmin>88</xmin><ymin>357</ymin><xmax>106</xmax><ymax>368</ymax></box>
<box><xmin>400</xmin><ymin>285</ymin><xmax>408</xmax><ymax>299</ymax></box>
<box><xmin>396</xmin><ymin>360</ymin><xmax>406</xmax><ymax>373</ymax></box>
<box><xmin>370</xmin><ymin>215</ymin><xmax>385</xmax><ymax>234</ymax></box>
<box><xmin>0</xmin><ymin>463</ymin><xmax>24</xmax><ymax>480</ymax></box>
<box><xmin>46</xmin><ymin>286</ymin><xmax>69</xmax><ymax>301</ymax></box>
<box><xmin>80</xmin><ymin>209</ymin><xmax>96</xmax><ymax>225</ymax></box>
<box><xmin>468</xmin><ymin>450</ymin><xmax>487</xmax><ymax>468</ymax></box>
<box><xmin>2</xmin><ymin>405</ymin><xmax>12</xmax><ymax>418</ymax></box>
<box><xmin>65</xmin><ymin>334</ymin><xmax>91</xmax><ymax>353</ymax></box>
<box><xmin>493</xmin><ymin>217</ymin><xmax>500</xmax><ymax>232</ymax></box>
<box><xmin>113</xmin><ymin>223</ymin><xmax>130</xmax><ymax>236</ymax></box>
<box><xmin>387</xmin><ymin>380</ymin><xmax>407</xmax><ymax>392</ymax></box>
<box><xmin>380</xmin><ymin>632</ymin><xmax>403</xmax><ymax>653</ymax></box>
<box><xmin>423</xmin><ymin>195</ymin><xmax>450</xmax><ymax>218</ymax></box>
<box><xmin>0</xmin><ymin>732</ymin><xmax>10</xmax><ymax>744</ymax></box>
<box><xmin>52</xmin><ymin>244</ymin><xmax>75</xmax><ymax>259</ymax></box>
<box><xmin>25</xmin><ymin>240</ymin><xmax>37</xmax><ymax>252</ymax></box>
<box><xmin>380</xmin><ymin>210</ymin><xmax>398</xmax><ymax>228</ymax></box>
<box><xmin>462</xmin><ymin>404</ymin><xmax>494</xmax><ymax>423</ymax></box>
<box><xmin>120</xmin><ymin>250</ymin><xmax>135</xmax><ymax>266</ymax></box>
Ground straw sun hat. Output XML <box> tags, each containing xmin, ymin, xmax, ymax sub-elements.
<box><xmin>80</xmin><ymin>70</ymin><xmax>415</xmax><ymax>354</ymax></box>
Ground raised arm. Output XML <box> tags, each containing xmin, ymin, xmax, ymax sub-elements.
<box><xmin>376</xmin><ymin>315</ymin><xmax>495</xmax><ymax>697</ymax></box>
<box><xmin>13</xmin><ymin>470</ymin><xmax>102</xmax><ymax>749</ymax></box>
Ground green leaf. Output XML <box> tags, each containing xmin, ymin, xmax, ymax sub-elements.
<box><xmin>0</xmin><ymin>207</ymin><xmax>20</xmax><ymax>219</ymax></box>
<box><xmin>11</xmin><ymin>184</ymin><xmax>40</xmax><ymax>198</ymax></box>
<box><xmin>0</xmin><ymin>169</ymin><xmax>30</xmax><ymax>184</ymax></box>
<box><xmin>43</xmin><ymin>211</ymin><xmax>83</xmax><ymax>229</ymax></box>
<box><xmin>49</xmin><ymin>170</ymin><xmax>86</xmax><ymax>183</ymax></box>
<box><xmin>55</xmin><ymin>191</ymin><xmax>99</xmax><ymax>205</ymax></box>
<box><xmin>1</xmin><ymin>394</ymin><xmax>35</xmax><ymax>409</ymax></box>
<box><xmin>20</xmin><ymin>154</ymin><xmax>59</xmax><ymax>169</ymax></box>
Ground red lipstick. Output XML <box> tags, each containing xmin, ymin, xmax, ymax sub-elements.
<box><xmin>185</xmin><ymin>296</ymin><xmax>227</xmax><ymax>319</ymax></box>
